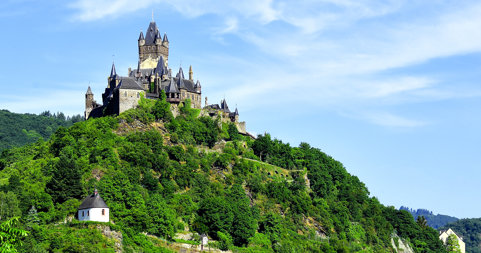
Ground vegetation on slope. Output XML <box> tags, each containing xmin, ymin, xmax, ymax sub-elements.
<box><xmin>0</xmin><ymin>95</ymin><xmax>446</xmax><ymax>252</ymax></box>
<box><xmin>400</xmin><ymin>206</ymin><xmax>459</xmax><ymax>229</ymax></box>
<box><xmin>0</xmin><ymin>110</ymin><xmax>83</xmax><ymax>152</ymax></box>
<box><xmin>440</xmin><ymin>218</ymin><xmax>481</xmax><ymax>253</ymax></box>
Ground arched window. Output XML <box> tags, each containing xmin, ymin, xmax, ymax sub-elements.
<box><xmin>102</xmin><ymin>209</ymin><xmax>105</xmax><ymax>215</ymax></box>
<box><xmin>87</xmin><ymin>210</ymin><xmax>90</xmax><ymax>216</ymax></box>
<box><xmin>82</xmin><ymin>211</ymin><xmax>84</xmax><ymax>217</ymax></box>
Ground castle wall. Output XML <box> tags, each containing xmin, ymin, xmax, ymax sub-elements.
<box><xmin>236</xmin><ymin>122</ymin><xmax>246</xmax><ymax>134</ymax></box>
<box><xmin>119</xmin><ymin>89</ymin><xmax>144</xmax><ymax>114</ymax></box>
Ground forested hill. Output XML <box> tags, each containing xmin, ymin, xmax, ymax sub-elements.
<box><xmin>440</xmin><ymin>218</ymin><xmax>481</xmax><ymax>253</ymax></box>
<box><xmin>0</xmin><ymin>109</ymin><xmax>83</xmax><ymax>152</ymax></box>
<box><xmin>400</xmin><ymin>206</ymin><xmax>459</xmax><ymax>229</ymax></box>
<box><xmin>0</xmin><ymin>96</ymin><xmax>447</xmax><ymax>252</ymax></box>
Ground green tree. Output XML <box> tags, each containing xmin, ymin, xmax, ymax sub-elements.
<box><xmin>446</xmin><ymin>234</ymin><xmax>462</xmax><ymax>253</ymax></box>
<box><xmin>152</xmin><ymin>91</ymin><xmax>173</xmax><ymax>122</ymax></box>
<box><xmin>0</xmin><ymin>192</ymin><xmax>21</xmax><ymax>221</ymax></box>
<box><xmin>0</xmin><ymin>217</ymin><xmax>29</xmax><ymax>252</ymax></box>
<box><xmin>417</xmin><ymin>215</ymin><xmax>428</xmax><ymax>229</ymax></box>
<box><xmin>45</xmin><ymin>147</ymin><xmax>82</xmax><ymax>204</ymax></box>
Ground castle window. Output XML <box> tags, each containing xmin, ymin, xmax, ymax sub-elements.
<box><xmin>82</xmin><ymin>211</ymin><xmax>84</xmax><ymax>217</ymax></box>
<box><xmin>137</xmin><ymin>93</ymin><xmax>140</xmax><ymax>98</ymax></box>
<box><xmin>102</xmin><ymin>209</ymin><xmax>105</xmax><ymax>215</ymax></box>
<box><xmin>87</xmin><ymin>210</ymin><xmax>90</xmax><ymax>216</ymax></box>
<box><xmin>124</xmin><ymin>91</ymin><xmax>127</xmax><ymax>97</ymax></box>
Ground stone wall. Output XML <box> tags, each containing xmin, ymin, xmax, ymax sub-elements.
<box><xmin>119</xmin><ymin>89</ymin><xmax>143</xmax><ymax>114</ymax></box>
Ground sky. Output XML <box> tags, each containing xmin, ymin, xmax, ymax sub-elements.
<box><xmin>1</xmin><ymin>0</ymin><xmax>481</xmax><ymax>218</ymax></box>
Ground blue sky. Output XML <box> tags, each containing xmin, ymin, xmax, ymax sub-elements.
<box><xmin>1</xmin><ymin>0</ymin><xmax>481</xmax><ymax>218</ymax></box>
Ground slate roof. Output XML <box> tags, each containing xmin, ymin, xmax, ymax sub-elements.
<box><xmin>110</xmin><ymin>63</ymin><xmax>117</xmax><ymax>79</ymax></box>
<box><xmin>166</xmin><ymin>77</ymin><xmax>179</xmax><ymax>93</ymax></box>
<box><xmin>145</xmin><ymin>21</ymin><xmax>159</xmax><ymax>45</ymax></box>
<box><xmin>163</xmin><ymin>33</ymin><xmax>169</xmax><ymax>43</ymax></box>
<box><xmin>78</xmin><ymin>191</ymin><xmax>108</xmax><ymax>209</ymax></box>
<box><xmin>221</xmin><ymin>99</ymin><xmax>230</xmax><ymax>113</ymax></box>
<box><xmin>160</xmin><ymin>77</ymin><xmax>196</xmax><ymax>93</ymax></box>
<box><xmin>117</xmin><ymin>77</ymin><xmax>144</xmax><ymax>90</ymax></box>
<box><xmin>138</xmin><ymin>31</ymin><xmax>144</xmax><ymax>41</ymax></box>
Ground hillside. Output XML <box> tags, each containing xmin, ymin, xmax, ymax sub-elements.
<box><xmin>0</xmin><ymin>97</ymin><xmax>447</xmax><ymax>252</ymax></box>
<box><xmin>0</xmin><ymin>110</ymin><xmax>83</xmax><ymax>152</ymax></box>
<box><xmin>440</xmin><ymin>218</ymin><xmax>481</xmax><ymax>253</ymax></box>
<box><xmin>400</xmin><ymin>206</ymin><xmax>459</xmax><ymax>229</ymax></box>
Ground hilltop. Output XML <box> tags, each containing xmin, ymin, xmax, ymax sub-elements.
<box><xmin>0</xmin><ymin>96</ymin><xmax>446</xmax><ymax>252</ymax></box>
<box><xmin>400</xmin><ymin>206</ymin><xmax>459</xmax><ymax>229</ymax></box>
<box><xmin>0</xmin><ymin>110</ymin><xmax>83</xmax><ymax>152</ymax></box>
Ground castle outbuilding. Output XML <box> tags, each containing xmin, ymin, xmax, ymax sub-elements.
<box><xmin>78</xmin><ymin>189</ymin><xmax>109</xmax><ymax>223</ymax></box>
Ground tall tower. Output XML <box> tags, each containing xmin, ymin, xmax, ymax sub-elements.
<box><xmin>138</xmin><ymin>19</ymin><xmax>169</xmax><ymax>69</ymax></box>
<box><xmin>85</xmin><ymin>86</ymin><xmax>94</xmax><ymax>119</ymax></box>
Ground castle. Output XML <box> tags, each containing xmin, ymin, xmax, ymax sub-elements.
<box><xmin>85</xmin><ymin>17</ymin><xmax>240</xmax><ymax>125</ymax></box>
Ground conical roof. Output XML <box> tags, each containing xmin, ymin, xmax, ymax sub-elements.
<box><xmin>138</xmin><ymin>31</ymin><xmax>144</xmax><ymax>41</ymax></box>
<box><xmin>110</xmin><ymin>62</ymin><xmax>117</xmax><ymax>78</ymax></box>
<box><xmin>163</xmin><ymin>33</ymin><xmax>169</xmax><ymax>42</ymax></box>
<box><xmin>145</xmin><ymin>21</ymin><xmax>159</xmax><ymax>45</ymax></box>
<box><xmin>78</xmin><ymin>190</ymin><xmax>108</xmax><ymax>209</ymax></box>
<box><xmin>86</xmin><ymin>86</ymin><xmax>93</xmax><ymax>95</ymax></box>
<box><xmin>166</xmin><ymin>77</ymin><xmax>179</xmax><ymax>93</ymax></box>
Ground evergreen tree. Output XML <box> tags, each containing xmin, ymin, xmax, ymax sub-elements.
<box><xmin>46</xmin><ymin>147</ymin><xmax>82</xmax><ymax>204</ymax></box>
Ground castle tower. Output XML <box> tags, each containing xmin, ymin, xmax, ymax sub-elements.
<box><xmin>138</xmin><ymin>19</ymin><xmax>169</xmax><ymax>69</ymax></box>
<box><xmin>85</xmin><ymin>86</ymin><xmax>94</xmax><ymax>119</ymax></box>
<box><xmin>108</xmin><ymin>62</ymin><xmax>120</xmax><ymax>89</ymax></box>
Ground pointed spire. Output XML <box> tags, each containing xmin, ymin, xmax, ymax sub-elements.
<box><xmin>235</xmin><ymin>107</ymin><xmax>239</xmax><ymax>116</ymax></box>
<box><xmin>86</xmin><ymin>86</ymin><xmax>93</xmax><ymax>95</ymax></box>
<box><xmin>167</xmin><ymin>77</ymin><xmax>179</xmax><ymax>93</ymax></box>
<box><xmin>189</xmin><ymin>65</ymin><xmax>193</xmax><ymax>81</ymax></box>
<box><xmin>110</xmin><ymin>62</ymin><xmax>117</xmax><ymax>78</ymax></box>
<box><xmin>195</xmin><ymin>80</ymin><xmax>201</xmax><ymax>88</ymax></box>
<box><xmin>176</xmin><ymin>66</ymin><xmax>185</xmax><ymax>80</ymax></box>
<box><xmin>163</xmin><ymin>33</ymin><xmax>169</xmax><ymax>43</ymax></box>
<box><xmin>138</xmin><ymin>31</ymin><xmax>144</xmax><ymax>41</ymax></box>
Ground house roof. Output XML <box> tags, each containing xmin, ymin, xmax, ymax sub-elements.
<box><xmin>78</xmin><ymin>190</ymin><xmax>108</xmax><ymax>209</ymax></box>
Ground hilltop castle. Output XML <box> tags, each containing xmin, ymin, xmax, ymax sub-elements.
<box><xmin>85</xmin><ymin>17</ymin><xmax>239</xmax><ymax>125</ymax></box>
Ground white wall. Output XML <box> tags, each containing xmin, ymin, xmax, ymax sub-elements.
<box><xmin>78</xmin><ymin>208</ymin><xmax>109</xmax><ymax>222</ymax></box>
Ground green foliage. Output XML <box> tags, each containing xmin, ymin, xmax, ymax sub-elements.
<box><xmin>0</xmin><ymin>217</ymin><xmax>28</xmax><ymax>252</ymax></box>
<box><xmin>0</xmin><ymin>106</ymin><xmax>446</xmax><ymax>252</ymax></box>
<box><xmin>0</xmin><ymin>191</ymin><xmax>21</xmax><ymax>221</ymax></box>
<box><xmin>440</xmin><ymin>218</ymin><xmax>481</xmax><ymax>253</ymax></box>
<box><xmin>216</xmin><ymin>231</ymin><xmax>233</xmax><ymax>250</ymax></box>
<box><xmin>0</xmin><ymin>110</ymin><xmax>82</xmax><ymax>152</ymax></box>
